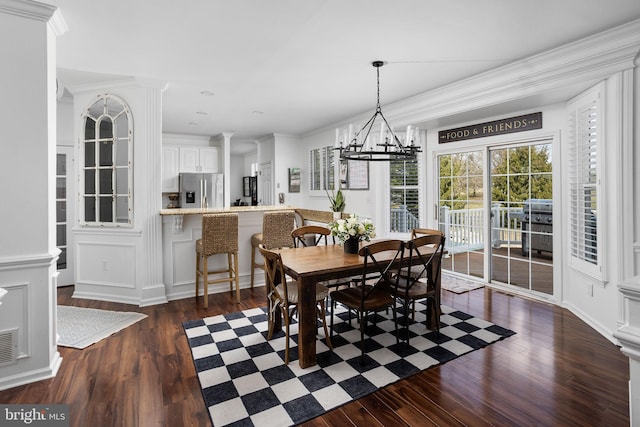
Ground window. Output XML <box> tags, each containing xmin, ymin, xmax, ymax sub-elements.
<box><xmin>323</xmin><ymin>146</ymin><xmax>336</xmax><ymax>191</ymax></box>
<box><xmin>309</xmin><ymin>146</ymin><xmax>335</xmax><ymax>191</ymax></box>
<box><xmin>567</xmin><ymin>83</ymin><xmax>603</xmax><ymax>279</ymax></box>
<box><xmin>309</xmin><ymin>148</ymin><xmax>321</xmax><ymax>191</ymax></box>
<box><xmin>390</xmin><ymin>158</ymin><xmax>419</xmax><ymax>232</ymax></box>
<box><xmin>56</xmin><ymin>153</ymin><xmax>67</xmax><ymax>269</ymax></box>
<box><xmin>81</xmin><ymin>95</ymin><xmax>132</xmax><ymax>226</ymax></box>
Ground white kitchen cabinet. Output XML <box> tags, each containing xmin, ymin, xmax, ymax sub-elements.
<box><xmin>179</xmin><ymin>146</ymin><xmax>219</xmax><ymax>173</ymax></box>
<box><xmin>162</xmin><ymin>146</ymin><xmax>180</xmax><ymax>192</ymax></box>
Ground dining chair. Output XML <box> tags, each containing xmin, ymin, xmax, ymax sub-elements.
<box><xmin>250</xmin><ymin>210</ymin><xmax>296</xmax><ymax>288</ymax></box>
<box><xmin>411</xmin><ymin>227</ymin><xmax>443</xmax><ymax>239</ymax></box>
<box><xmin>330</xmin><ymin>239</ymin><xmax>403</xmax><ymax>363</ymax></box>
<box><xmin>195</xmin><ymin>213</ymin><xmax>240</xmax><ymax>308</ymax></box>
<box><xmin>401</xmin><ymin>228</ymin><xmax>444</xmax><ymax>280</ymax></box>
<box><xmin>291</xmin><ymin>224</ymin><xmax>353</xmax><ymax>294</ymax></box>
<box><xmin>393</xmin><ymin>234</ymin><xmax>446</xmax><ymax>344</ymax></box>
<box><xmin>291</xmin><ymin>224</ymin><xmax>334</xmax><ymax>247</ymax></box>
<box><xmin>259</xmin><ymin>244</ymin><xmax>332</xmax><ymax>365</ymax></box>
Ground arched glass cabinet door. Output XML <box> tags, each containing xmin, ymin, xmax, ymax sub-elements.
<box><xmin>81</xmin><ymin>94</ymin><xmax>133</xmax><ymax>226</ymax></box>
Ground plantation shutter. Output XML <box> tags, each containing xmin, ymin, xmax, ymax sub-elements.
<box><xmin>323</xmin><ymin>146</ymin><xmax>335</xmax><ymax>191</ymax></box>
<box><xmin>389</xmin><ymin>159</ymin><xmax>419</xmax><ymax>233</ymax></box>
<box><xmin>567</xmin><ymin>83</ymin><xmax>603</xmax><ymax>279</ymax></box>
<box><xmin>309</xmin><ymin>148</ymin><xmax>320</xmax><ymax>191</ymax></box>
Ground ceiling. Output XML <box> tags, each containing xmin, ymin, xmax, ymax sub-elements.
<box><xmin>51</xmin><ymin>0</ymin><xmax>640</xmax><ymax>154</ymax></box>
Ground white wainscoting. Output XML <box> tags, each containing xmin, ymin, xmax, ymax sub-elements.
<box><xmin>76</xmin><ymin>242</ymin><xmax>137</xmax><ymax>289</ymax></box>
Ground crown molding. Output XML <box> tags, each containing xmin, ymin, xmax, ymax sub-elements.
<box><xmin>389</xmin><ymin>19</ymin><xmax>640</xmax><ymax>124</ymax></box>
<box><xmin>0</xmin><ymin>0</ymin><xmax>55</xmax><ymax>22</ymax></box>
<box><xmin>64</xmin><ymin>77</ymin><xmax>139</xmax><ymax>95</ymax></box>
<box><xmin>48</xmin><ymin>8</ymin><xmax>67</xmax><ymax>36</ymax></box>
<box><xmin>308</xmin><ymin>18</ymin><xmax>640</xmax><ymax>137</ymax></box>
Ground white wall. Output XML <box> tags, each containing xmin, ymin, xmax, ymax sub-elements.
<box><xmin>56</xmin><ymin>97</ymin><xmax>74</xmax><ymax>146</ymax></box>
<box><xmin>163</xmin><ymin>133</ymin><xmax>211</xmax><ymax>147</ymax></box>
<box><xmin>273</xmin><ymin>134</ymin><xmax>305</xmax><ymax>208</ymax></box>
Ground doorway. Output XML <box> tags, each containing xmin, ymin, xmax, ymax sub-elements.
<box><xmin>437</xmin><ymin>139</ymin><xmax>554</xmax><ymax>296</ymax></box>
<box><xmin>56</xmin><ymin>146</ymin><xmax>74</xmax><ymax>286</ymax></box>
<box><xmin>258</xmin><ymin>161</ymin><xmax>273</xmax><ymax>205</ymax></box>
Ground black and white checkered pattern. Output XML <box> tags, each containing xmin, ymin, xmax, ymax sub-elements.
<box><xmin>183</xmin><ymin>302</ymin><xmax>515</xmax><ymax>427</ymax></box>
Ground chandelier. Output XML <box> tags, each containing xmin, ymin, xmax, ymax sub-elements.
<box><xmin>335</xmin><ymin>61</ymin><xmax>422</xmax><ymax>161</ymax></box>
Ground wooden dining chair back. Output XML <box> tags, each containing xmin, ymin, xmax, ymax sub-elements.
<box><xmin>259</xmin><ymin>244</ymin><xmax>331</xmax><ymax>365</ymax></box>
<box><xmin>291</xmin><ymin>225</ymin><xmax>333</xmax><ymax>247</ymax></box>
<box><xmin>395</xmin><ymin>234</ymin><xmax>446</xmax><ymax>343</ymax></box>
<box><xmin>330</xmin><ymin>239</ymin><xmax>403</xmax><ymax>363</ymax></box>
<box><xmin>411</xmin><ymin>228</ymin><xmax>443</xmax><ymax>239</ymax></box>
<box><xmin>195</xmin><ymin>213</ymin><xmax>240</xmax><ymax>307</ymax></box>
<box><xmin>291</xmin><ymin>224</ymin><xmax>351</xmax><ymax>295</ymax></box>
<box><xmin>250</xmin><ymin>210</ymin><xmax>296</xmax><ymax>288</ymax></box>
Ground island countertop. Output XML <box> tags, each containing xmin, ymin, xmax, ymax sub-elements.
<box><xmin>159</xmin><ymin>205</ymin><xmax>296</xmax><ymax>215</ymax></box>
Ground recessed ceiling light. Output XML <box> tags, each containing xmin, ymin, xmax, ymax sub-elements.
<box><xmin>196</xmin><ymin>111</ymin><xmax>209</xmax><ymax>115</ymax></box>
<box><xmin>200</xmin><ymin>90</ymin><xmax>215</xmax><ymax>96</ymax></box>
<box><xmin>252</xmin><ymin>110</ymin><xmax>264</xmax><ymax>115</ymax></box>
<box><xmin>188</xmin><ymin>122</ymin><xmax>199</xmax><ymax>126</ymax></box>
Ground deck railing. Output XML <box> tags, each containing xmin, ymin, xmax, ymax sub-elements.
<box><xmin>390</xmin><ymin>205</ymin><xmax>420</xmax><ymax>233</ymax></box>
<box><xmin>440</xmin><ymin>204</ymin><xmax>523</xmax><ymax>253</ymax></box>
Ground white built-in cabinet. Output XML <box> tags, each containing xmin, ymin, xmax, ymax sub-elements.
<box><xmin>162</xmin><ymin>146</ymin><xmax>180</xmax><ymax>192</ymax></box>
<box><xmin>179</xmin><ymin>146</ymin><xmax>219</xmax><ymax>173</ymax></box>
<box><xmin>162</xmin><ymin>145</ymin><xmax>220</xmax><ymax>192</ymax></box>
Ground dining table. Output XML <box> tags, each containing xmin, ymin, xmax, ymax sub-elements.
<box><xmin>273</xmin><ymin>242</ymin><xmax>442</xmax><ymax>368</ymax></box>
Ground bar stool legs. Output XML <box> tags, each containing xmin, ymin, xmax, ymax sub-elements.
<box><xmin>250</xmin><ymin>233</ymin><xmax>263</xmax><ymax>288</ymax></box>
<box><xmin>195</xmin><ymin>213</ymin><xmax>240</xmax><ymax>308</ymax></box>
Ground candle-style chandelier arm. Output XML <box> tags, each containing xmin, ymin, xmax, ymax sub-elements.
<box><xmin>334</xmin><ymin>61</ymin><xmax>422</xmax><ymax>162</ymax></box>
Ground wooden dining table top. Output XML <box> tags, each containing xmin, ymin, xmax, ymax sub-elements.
<box><xmin>274</xmin><ymin>244</ymin><xmax>370</xmax><ymax>278</ymax></box>
<box><xmin>274</xmin><ymin>241</ymin><xmax>437</xmax><ymax>280</ymax></box>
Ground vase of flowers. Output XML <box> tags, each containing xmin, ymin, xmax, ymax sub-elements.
<box><xmin>329</xmin><ymin>214</ymin><xmax>376</xmax><ymax>254</ymax></box>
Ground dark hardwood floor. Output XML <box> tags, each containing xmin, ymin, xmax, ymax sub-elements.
<box><xmin>0</xmin><ymin>285</ymin><xmax>629</xmax><ymax>426</ymax></box>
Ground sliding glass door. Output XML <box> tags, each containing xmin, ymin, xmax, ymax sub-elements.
<box><xmin>437</xmin><ymin>140</ymin><xmax>554</xmax><ymax>296</ymax></box>
<box><xmin>437</xmin><ymin>151</ymin><xmax>484</xmax><ymax>279</ymax></box>
<box><xmin>489</xmin><ymin>142</ymin><xmax>553</xmax><ymax>294</ymax></box>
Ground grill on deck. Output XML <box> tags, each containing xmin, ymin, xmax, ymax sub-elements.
<box><xmin>521</xmin><ymin>198</ymin><xmax>552</xmax><ymax>256</ymax></box>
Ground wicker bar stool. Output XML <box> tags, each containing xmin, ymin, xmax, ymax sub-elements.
<box><xmin>196</xmin><ymin>213</ymin><xmax>240</xmax><ymax>307</ymax></box>
<box><xmin>250</xmin><ymin>210</ymin><xmax>296</xmax><ymax>288</ymax></box>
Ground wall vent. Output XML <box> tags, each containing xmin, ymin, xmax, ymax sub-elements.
<box><xmin>0</xmin><ymin>328</ymin><xmax>18</xmax><ymax>367</ymax></box>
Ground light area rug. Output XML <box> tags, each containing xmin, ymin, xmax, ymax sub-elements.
<box><xmin>441</xmin><ymin>272</ymin><xmax>487</xmax><ymax>294</ymax></box>
<box><xmin>183</xmin><ymin>301</ymin><xmax>515</xmax><ymax>427</ymax></box>
<box><xmin>57</xmin><ymin>305</ymin><xmax>147</xmax><ymax>349</ymax></box>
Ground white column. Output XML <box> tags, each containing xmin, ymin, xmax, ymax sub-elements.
<box><xmin>0</xmin><ymin>0</ymin><xmax>66</xmax><ymax>390</ymax></box>
<box><xmin>140</xmin><ymin>84</ymin><xmax>167</xmax><ymax>306</ymax></box>
<box><xmin>222</xmin><ymin>132</ymin><xmax>234</xmax><ymax>208</ymax></box>
<box><xmin>614</xmin><ymin>278</ymin><xmax>640</xmax><ymax>426</ymax></box>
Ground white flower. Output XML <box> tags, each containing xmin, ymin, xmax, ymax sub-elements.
<box><xmin>329</xmin><ymin>214</ymin><xmax>376</xmax><ymax>243</ymax></box>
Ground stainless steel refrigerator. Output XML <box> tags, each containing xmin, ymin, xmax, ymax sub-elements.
<box><xmin>179</xmin><ymin>173</ymin><xmax>224</xmax><ymax>208</ymax></box>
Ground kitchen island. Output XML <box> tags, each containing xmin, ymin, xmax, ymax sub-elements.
<box><xmin>160</xmin><ymin>205</ymin><xmax>297</xmax><ymax>301</ymax></box>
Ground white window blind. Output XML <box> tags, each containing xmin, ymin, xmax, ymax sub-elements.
<box><xmin>309</xmin><ymin>146</ymin><xmax>335</xmax><ymax>191</ymax></box>
<box><xmin>323</xmin><ymin>146</ymin><xmax>336</xmax><ymax>191</ymax></box>
<box><xmin>309</xmin><ymin>148</ymin><xmax>321</xmax><ymax>191</ymax></box>
<box><xmin>568</xmin><ymin>84</ymin><xmax>603</xmax><ymax>278</ymax></box>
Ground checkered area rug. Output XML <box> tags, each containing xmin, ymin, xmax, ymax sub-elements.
<box><xmin>183</xmin><ymin>302</ymin><xmax>515</xmax><ymax>427</ymax></box>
